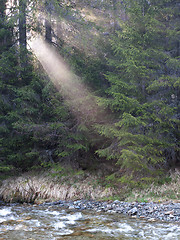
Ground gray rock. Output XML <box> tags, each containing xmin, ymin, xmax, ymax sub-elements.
<box><xmin>128</xmin><ymin>207</ymin><xmax>138</xmax><ymax>215</ymax></box>
<box><xmin>42</xmin><ymin>199</ymin><xmax>180</xmax><ymax>223</ymax></box>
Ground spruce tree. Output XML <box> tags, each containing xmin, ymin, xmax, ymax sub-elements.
<box><xmin>96</xmin><ymin>0</ymin><xmax>180</xmax><ymax>184</ymax></box>
<box><xmin>0</xmin><ymin>0</ymin><xmax>90</xmax><ymax>172</ymax></box>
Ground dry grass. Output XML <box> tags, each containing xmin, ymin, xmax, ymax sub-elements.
<box><xmin>0</xmin><ymin>171</ymin><xmax>114</xmax><ymax>203</ymax></box>
<box><xmin>1</xmin><ymin>168</ymin><xmax>179</xmax><ymax>204</ymax></box>
<box><xmin>125</xmin><ymin>169</ymin><xmax>180</xmax><ymax>203</ymax></box>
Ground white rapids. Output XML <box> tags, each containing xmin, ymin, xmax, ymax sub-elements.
<box><xmin>0</xmin><ymin>204</ymin><xmax>179</xmax><ymax>240</ymax></box>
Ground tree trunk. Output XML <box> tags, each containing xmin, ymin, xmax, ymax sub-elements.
<box><xmin>45</xmin><ymin>0</ymin><xmax>52</xmax><ymax>43</ymax></box>
<box><xmin>0</xmin><ymin>0</ymin><xmax>7</xmax><ymax>51</ymax></box>
<box><xmin>0</xmin><ymin>0</ymin><xmax>13</xmax><ymax>53</ymax></box>
<box><xmin>19</xmin><ymin>0</ymin><xmax>27</xmax><ymax>70</ymax></box>
<box><xmin>0</xmin><ymin>0</ymin><xmax>6</xmax><ymax>18</ymax></box>
<box><xmin>45</xmin><ymin>19</ymin><xmax>52</xmax><ymax>42</ymax></box>
<box><xmin>112</xmin><ymin>0</ymin><xmax>118</xmax><ymax>32</ymax></box>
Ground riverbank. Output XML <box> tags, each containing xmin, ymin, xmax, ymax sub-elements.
<box><xmin>38</xmin><ymin>199</ymin><xmax>180</xmax><ymax>223</ymax></box>
<box><xmin>0</xmin><ymin>198</ymin><xmax>179</xmax><ymax>224</ymax></box>
<box><xmin>1</xmin><ymin>168</ymin><xmax>180</xmax><ymax>203</ymax></box>
<box><xmin>0</xmin><ymin>168</ymin><xmax>180</xmax><ymax>223</ymax></box>
<box><xmin>0</xmin><ymin>170</ymin><xmax>115</xmax><ymax>203</ymax></box>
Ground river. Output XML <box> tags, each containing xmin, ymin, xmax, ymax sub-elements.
<box><xmin>0</xmin><ymin>203</ymin><xmax>180</xmax><ymax>239</ymax></box>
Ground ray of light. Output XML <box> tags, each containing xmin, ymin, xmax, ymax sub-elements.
<box><xmin>29</xmin><ymin>36</ymin><xmax>104</xmax><ymax>125</ymax></box>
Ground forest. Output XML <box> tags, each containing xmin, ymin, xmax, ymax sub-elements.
<box><xmin>0</xmin><ymin>0</ymin><xmax>179</xmax><ymax>189</ymax></box>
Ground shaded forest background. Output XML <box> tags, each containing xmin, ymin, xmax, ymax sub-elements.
<box><xmin>0</xmin><ymin>0</ymin><xmax>179</xmax><ymax>187</ymax></box>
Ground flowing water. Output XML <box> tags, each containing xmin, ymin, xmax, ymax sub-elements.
<box><xmin>0</xmin><ymin>204</ymin><xmax>180</xmax><ymax>240</ymax></box>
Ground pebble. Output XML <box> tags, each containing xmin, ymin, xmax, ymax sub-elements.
<box><xmin>148</xmin><ymin>218</ymin><xmax>156</xmax><ymax>222</ymax></box>
<box><xmin>128</xmin><ymin>207</ymin><xmax>138</xmax><ymax>215</ymax></box>
<box><xmin>165</xmin><ymin>210</ymin><xmax>174</xmax><ymax>215</ymax></box>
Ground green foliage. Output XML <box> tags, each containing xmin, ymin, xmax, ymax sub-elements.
<box><xmin>96</xmin><ymin>0</ymin><xmax>180</xmax><ymax>182</ymax></box>
<box><xmin>0</xmin><ymin>46</ymin><xmax>88</xmax><ymax>171</ymax></box>
<box><xmin>105</xmin><ymin>173</ymin><xmax>116</xmax><ymax>182</ymax></box>
<box><xmin>1</xmin><ymin>0</ymin><xmax>179</xmax><ymax>190</ymax></box>
<box><xmin>41</xmin><ymin>162</ymin><xmax>86</xmax><ymax>179</ymax></box>
<box><xmin>0</xmin><ymin>163</ymin><xmax>13</xmax><ymax>172</ymax></box>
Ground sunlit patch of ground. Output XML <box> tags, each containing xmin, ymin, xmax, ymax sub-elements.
<box><xmin>34</xmin><ymin>0</ymin><xmax>117</xmax><ymax>55</ymax></box>
<box><xmin>80</xmin><ymin>7</ymin><xmax>110</xmax><ymax>25</ymax></box>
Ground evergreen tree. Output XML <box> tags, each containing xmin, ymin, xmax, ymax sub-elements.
<box><xmin>1</xmin><ymin>0</ymin><xmax>179</xmax><ymax>180</ymax></box>
<box><xmin>0</xmin><ymin>0</ymin><xmax>89</xmax><ymax>171</ymax></box>
<box><xmin>96</xmin><ymin>0</ymin><xmax>180</xmax><ymax>184</ymax></box>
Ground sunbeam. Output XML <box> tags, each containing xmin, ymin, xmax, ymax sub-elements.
<box><xmin>29</xmin><ymin>36</ymin><xmax>104</xmax><ymax>125</ymax></box>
